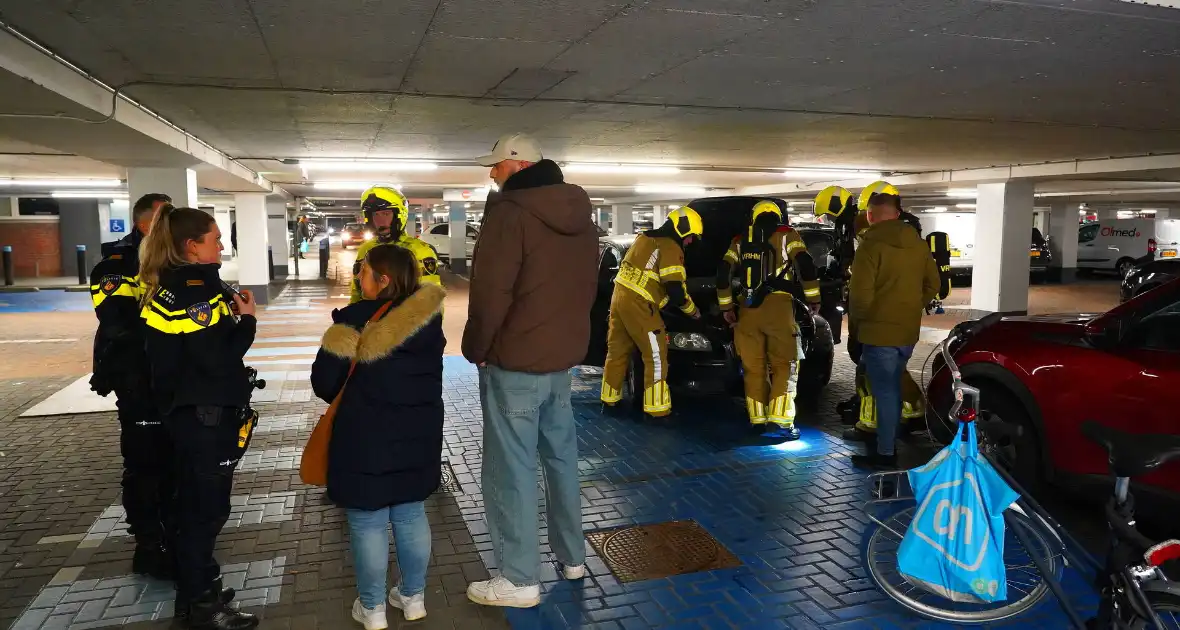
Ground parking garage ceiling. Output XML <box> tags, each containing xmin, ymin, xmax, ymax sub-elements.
<box><xmin>2</xmin><ymin>0</ymin><xmax>1180</xmax><ymax>200</ymax></box>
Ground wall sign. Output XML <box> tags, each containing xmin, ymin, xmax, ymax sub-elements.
<box><xmin>109</xmin><ymin>219</ymin><xmax>126</xmax><ymax>233</ymax></box>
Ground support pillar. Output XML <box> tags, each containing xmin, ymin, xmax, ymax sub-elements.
<box><xmin>448</xmin><ymin>201</ymin><xmax>467</xmax><ymax>275</ymax></box>
<box><xmin>653</xmin><ymin>204</ymin><xmax>669</xmax><ymax>227</ymax></box>
<box><xmin>971</xmin><ymin>181</ymin><xmax>1034</xmax><ymax>314</ymax></box>
<box><xmin>234</xmin><ymin>193</ymin><xmax>270</xmax><ymax>305</ymax></box>
<box><xmin>597</xmin><ymin>207</ymin><xmax>610</xmax><ymax>230</ymax></box>
<box><xmin>127</xmin><ymin>167</ymin><xmax>197</xmax><ymax>208</ymax></box>
<box><xmin>1049</xmin><ymin>201</ymin><xmax>1079</xmax><ymax>283</ymax></box>
<box><xmin>213</xmin><ymin>208</ymin><xmax>233</xmax><ymax>261</ymax></box>
<box><xmin>266</xmin><ymin>198</ymin><xmax>290</xmax><ymax>278</ymax></box>
<box><xmin>611</xmin><ymin>205</ymin><xmax>633</xmax><ymax>236</ymax></box>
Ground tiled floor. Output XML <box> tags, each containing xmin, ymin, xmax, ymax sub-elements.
<box><xmin>0</xmin><ymin>276</ymin><xmax>1109</xmax><ymax>629</ymax></box>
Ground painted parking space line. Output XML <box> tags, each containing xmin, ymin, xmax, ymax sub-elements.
<box><xmin>0</xmin><ymin>338</ymin><xmax>80</xmax><ymax>344</ymax></box>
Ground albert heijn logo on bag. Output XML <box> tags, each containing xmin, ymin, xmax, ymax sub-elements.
<box><xmin>910</xmin><ymin>471</ymin><xmax>1000</xmax><ymax>599</ymax></box>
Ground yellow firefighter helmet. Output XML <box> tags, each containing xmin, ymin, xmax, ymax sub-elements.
<box><xmin>857</xmin><ymin>180</ymin><xmax>900</xmax><ymax>211</ymax></box>
<box><xmin>814</xmin><ymin>186</ymin><xmax>854</xmax><ymax>219</ymax></box>
<box><xmin>667</xmin><ymin>206</ymin><xmax>704</xmax><ymax>239</ymax></box>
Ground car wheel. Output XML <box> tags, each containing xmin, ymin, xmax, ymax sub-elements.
<box><xmin>1116</xmin><ymin>258</ymin><xmax>1135</xmax><ymax>278</ymax></box>
<box><xmin>797</xmin><ymin>349</ymin><xmax>833</xmax><ymax>398</ymax></box>
<box><xmin>969</xmin><ymin>379</ymin><xmax>1044</xmax><ymax>494</ymax></box>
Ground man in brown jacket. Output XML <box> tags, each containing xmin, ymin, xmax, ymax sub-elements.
<box><xmin>848</xmin><ymin>192</ymin><xmax>941</xmax><ymax>469</ymax></box>
<box><xmin>462</xmin><ymin>133</ymin><xmax>599</xmax><ymax>608</ymax></box>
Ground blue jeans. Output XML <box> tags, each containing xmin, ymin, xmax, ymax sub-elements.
<box><xmin>479</xmin><ymin>366</ymin><xmax>585</xmax><ymax>586</ymax></box>
<box><xmin>346</xmin><ymin>502</ymin><xmax>430</xmax><ymax>609</ymax></box>
<box><xmin>861</xmin><ymin>344</ymin><xmax>915</xmax><ymax>457</ymax></box>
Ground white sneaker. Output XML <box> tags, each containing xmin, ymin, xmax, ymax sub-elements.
<box><xmin>562</xmin><ymin>564</ymin><xmax>586</xmax><ymax>580</ymax></box>
<box><xmin>387</xmin><ymin>586</ymin><xmax>427</xmax><ymax>622</ymax></box>
<box><xmin>351</xmin><ymin>598</ymin><xmax>388</xmax><ymax>630</ymax></box>
<box><xmin>466</xmin><ymin>575</ymin><xmax>541</xmax><ymax>608</ymax></box>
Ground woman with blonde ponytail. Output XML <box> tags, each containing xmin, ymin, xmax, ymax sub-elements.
<box><xmin>139</xmin><ymin>206</ymin><xmax>260</xmax><ymax>630</ymax></box>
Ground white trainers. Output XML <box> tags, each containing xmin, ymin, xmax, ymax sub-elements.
<box><xmin>387</xmin><ymin>586</ymin><xmax>427</xmax><ymax>622</ymax></box>
<box><xmin>350</xmin><ymin>598</ymin><xmax>388</xmax><ymax>630</ymax></box>
<box><xmin>466</xmin><ymin>575</ymin><xmax>541</xmax><ymax>608</ymax></box>
<box><xmin>562</xmin><ymin>564</ymin><xmax>586</xmax><ymax>580</ymax></box>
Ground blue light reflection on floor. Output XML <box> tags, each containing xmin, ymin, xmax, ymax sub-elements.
<box><xmin>0</xmin><ymin>291</ymin><xmax>93</xmax><ymax>313</ymax></box>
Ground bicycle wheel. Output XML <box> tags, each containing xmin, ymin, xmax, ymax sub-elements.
<box><xmin>1129</xmin><ymin>588</ymin><xmax>1180</xmax><ymax>629</ymax></box>
<box><xmin>862</xmin><ymin>504</ymin><xmax>1064</xmax><ymax>624</ymax></box>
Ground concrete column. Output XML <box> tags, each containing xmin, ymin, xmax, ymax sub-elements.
<box><xmin>234</xmin><ymin>193</ymin><xmax>270</xmax><ymax>304</ymax></box>
<box><xmin>57</xmin><ymin>199</ymin><xmax>101</xmax><ymax>278</ymax></box>
<box><xmin>1049</xmin><ymin>201</ymin><xmax>1079</xmax><ymax>283</ymax></box>
<box><xmin>448</xmin><ymin>201</ymin><xmax>467</xmax><ymax>275</ymax></box>
<box><xmin>214</xmin><ymin>208</ymin><xmax>233</xmax><ymax>261</ymax></box>
<box><xmin>128</xmin><ymin>167</ymin><xmax>198</xmax><ymax>208</ymax></box>
<box><xmin>972</xmin><ymin>181</ymin><xmax>1034</xmax><ymax>314</ymax></box>
<box><xmin>597</xmin><ymin>207</ymin><xmax>610</xmax><ymax>229</ymax></box>
<box><xmin>266</xmin><ymin>198</ymin><xmax>289</xmax><ymax>278</ymax></box>
<box><xmin>653</xmin><ymin>204</ymin><xmax>669</xmax><ymax>227</ymax></box>
<box><xmin>611</xmin><ymin>204</ymin><xmax>633</xmax><ymax>236</ymax></box>
<box><xmin>0</xmin><ymin>197</ymin><xmax>16</xmax><ymax>217</ymax></box>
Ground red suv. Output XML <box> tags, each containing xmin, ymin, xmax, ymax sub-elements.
<box><xmin>925</xmin><ymin>277</ymin><xmax>1180</xmax><ymax>509</ymax></box>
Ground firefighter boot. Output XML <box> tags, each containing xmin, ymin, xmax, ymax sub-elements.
<box><xmin>184</xmin><ymin>587</ymin><xmax>257</xmax><ymax>630</ymax></box>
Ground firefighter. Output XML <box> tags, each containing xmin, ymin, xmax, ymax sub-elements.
<box><xmin>600</xmin><ymin>206</ymin><xmax>703</xmax><ymax>417</ymax></box>
<box><xmin>350</xmin><ymin>185</ymin><xmax>440</xmax><ymax>304</ymax></box>
<box><xmin>89</xmin><ymin>193</ymin><xmax>175</xmax><ymax>580</ymax></box>
<box><xmin>839</xmin><ymin>182</ymin><xmax>935</xmax><ymax>442</ymax></box>
<box><xmin>812</xmin><ymin>185</ymin><xmax>857</xmax><ymax>343</ymax></box>
<box><xmin>718</xmin><ymin>200</ymin><xmax>821</xmax><ymax>438</ymax></box>
<box><xmin>139</xmin><ymin>206</ymin><xmax>259</xmax><ymax>629</ymax></box>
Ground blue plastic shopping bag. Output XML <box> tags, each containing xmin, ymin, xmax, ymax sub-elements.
<box><xmin>299</xmin><ymin>240</ymin><xmax>310</xmax><ymax>254</ymax></box>
<box><xmin>896</xmin><ymin>421</ymin><xmax>1020</xmax><ymax>603</ymax></box>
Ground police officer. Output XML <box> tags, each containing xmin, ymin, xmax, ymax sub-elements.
<box><xmin>600</xmin><ymin>206</ymin><xmax>703</xmax><ymax>417</ymax></box>
<box><xmin>139</xmin><ymin>206</ymin><xmax>259</xmax><ymax>630</ymax></box>
<box><xmin>350</xmin><ymin>186</ymin><xmax>440</xmax><ymax>304</ymax></box>
<box><xmin>89</xmin><ymin>192</ymin><xmax>174</xmax><ymax>579</ymax></box>
<box><xmin>717</xmin><ymin>201</ymin><xmax>821</xmax><ymax>438</ymax></box>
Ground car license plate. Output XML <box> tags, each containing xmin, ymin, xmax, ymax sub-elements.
<box><xmin>950</xmin><ymin>249</ymin><xmax>961</xmax><ymax>257</ymax></box>
<box><xmin>1164</xmin><ymin>250</ymin><xmax>1177</xmax><ymax>258</ymax></box>
<box><xmin>1029</xmin><ymin>251</ymin><xmax>1040</xmax><ymax>257</ymax></box>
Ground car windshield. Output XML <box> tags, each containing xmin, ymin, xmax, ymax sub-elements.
<box><xmin>343</xmin><ymin>223</ymin><xmax>362</xmax><ymax>232</ymax></box>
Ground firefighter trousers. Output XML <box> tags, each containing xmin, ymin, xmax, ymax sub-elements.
<box><xmin>115</xmin><ymin>390</ymin><xmax>176</xmax><ymax>550</ymax></box>
<box><xmin>854</xmin><ymin>364</ymin><xmax>925</xmax><ymax>433</ymax></box>
<box><xmin>600</xmin><ymin>292</ymin><xmax>671</xmax><ymax>416</ymax></box>
<box><xmin>733</xmin><ymin>293</ymin><xmax>799</xmax><ymax>427</ymax></box>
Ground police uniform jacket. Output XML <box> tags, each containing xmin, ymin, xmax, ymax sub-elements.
<box><xmin>311</xmin><ymin>283</ymin><xmax>446</xmax><ymax>511</ymax></box>
<box><xmin>90</xmin><ymin>230</ymin><xmax>148</xmax><ymax>394</ymax></box>
<box><xmin>141</xmin><ymin>264</ymin><xmax>257</xmax><ymax>414</ymax></box>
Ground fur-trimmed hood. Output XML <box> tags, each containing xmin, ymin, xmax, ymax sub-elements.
<box><xmin>320</xmin><ymin>283</ymin><xmax>446</xmax><ymax>363</ymax></box>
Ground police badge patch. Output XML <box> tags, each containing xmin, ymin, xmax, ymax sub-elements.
<box><xmin>187</xmin><ymin>302</ymin><xmax>213</xmax><ymax>327</ymax></box>
<box><xmin>100</xmin><ymin>274</ymin><xmax>122</xmax><ymax>296</ymax></box>
<box><xmin>423</xmin><ymin>258</ymin><xmax>438</xmax><ymax>275</ymax></box>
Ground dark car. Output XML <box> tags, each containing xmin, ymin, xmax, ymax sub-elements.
<box><xmin>1030</xmin><ymin>227</ymin><xmax>1053</xmax><ymax>277</ymax></box>
<box><xmin>925</xmin><ymin>276</ymin><xmax>1180</xmax><ymax>520</ymax></box>
<box><xmin>1121</xmin><ymin>259</ymin><xmax>1180</xmax><ymax>302</ymax></box>
<box><xmin>582</xmin><ymin>196</ymin><xmax>836</xmax><ymax>410</ymax></box>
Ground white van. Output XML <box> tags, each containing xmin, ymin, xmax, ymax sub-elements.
<box><xmin>919</xmin><ymin>212</ymin><xmax>1051</xmax><ymax>276</ymax></box>
<box><xmin>1077</xmin><ymin>218</ymin><xmax>1180</xmax><ymax>276</ymax></box>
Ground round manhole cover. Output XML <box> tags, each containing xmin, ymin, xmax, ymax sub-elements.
<box><xmin>602</xmin><ymin>521</ymin><xmax>722</xmax><ymax>580</ymax></box>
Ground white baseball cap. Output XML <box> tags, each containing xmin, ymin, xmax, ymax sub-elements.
<box><xmin>476</xmin><ymin>133</ymin><xmax>543</xmax><ymax>166</ymax></box>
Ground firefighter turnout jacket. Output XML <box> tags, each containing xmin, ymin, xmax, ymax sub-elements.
<box><xmin>90</xmin><ymin>231</ymin><xmax>149</xmax><ymax>395</ymax></box>
<box><xmin>350</xmin><ymin>235</ymin><xmax>441</xmax><ymax>304</ymax></box>
<box><xmin>141</xmin><ymin>264</ymin><xmax>257</xmax><ymax>413</ymax></box>
<box><xmin>612</xmin><ymin>234</ymin><xmax>697</xmax><ymax>316</ymax></box>
<box><xmin>717</xmin><ymin>226</ymin><xmax>821</xmax><ymax>310</ymax></box>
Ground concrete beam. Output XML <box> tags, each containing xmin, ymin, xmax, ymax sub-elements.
<box><xmin>0</xmin><ymin>27</ymin><xmax>278</xmax><ymax>194</ymax></box>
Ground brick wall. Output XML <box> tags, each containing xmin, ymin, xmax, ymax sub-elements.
<box><xmin>0</xmin><ymin>220</ymin><xmax>62</xmax><ymax>277</ymax></box>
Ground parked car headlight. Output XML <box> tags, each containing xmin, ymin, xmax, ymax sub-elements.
<box><xmin>364</xmin><ymin>231</ymin><xmax>374</xmax><ymax>240</ymax></box>
<box><xmin>669</xmin><ymin>332</ymin><xmax>711</xmax><ymax>351</ymax></box>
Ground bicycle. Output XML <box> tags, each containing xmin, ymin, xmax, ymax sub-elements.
<box><xmin>861</xmin><ymin>314</ymin><xmax>1180</xmax><ymax>628</ymax></box>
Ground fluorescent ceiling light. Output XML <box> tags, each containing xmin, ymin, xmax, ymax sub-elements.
<box><xmin>566</xmin><ymin>164</ymin><xmax>680</xmax><ymax>175</ymax></box>
<box><xmin>0</xmin><ymin>178</ymin><xmax>122</xmax><ymax>187</ymax></box>
<box><xmin>955</xmin><ymin>203</ymin><xmax>977</xmax><ymax>209</ymax></box>
<box><xmin>52</xmin><ymin>191</ymin><xmax>129</xmax><ymax>198</ymax></box>
<box><xmin>301</xmin><ymin>160</ymin><xmax>437</xmax><ymax>172</ymax></box>
<box><xmin>312</xmin><ymin>181</ymin><xmax>393</xmax><ymax>191</ymax></box>
<box><xmin>635</xmin><ymin>185</ymin><xmax>707</xmax><ymax>196</ymax></box>
<box><xmin>945</xmin><ymin>189</ymin><xmax>977</xmax><ymax>198</ymax></box>
<box><xmin>925</xmin><ymin>206</ymin><xmax>948</xmax><ymax>213</ymax></box>
<box><xmin>781</xmin><ymin>169</ymin><xmax>882</xmax><ymax>179</ymax></box>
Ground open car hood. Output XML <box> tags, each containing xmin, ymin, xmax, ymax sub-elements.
<box><xmin>1002</xmin><ymin>313</ymin><xmax>1103</xmax><ymax>325</ymax></box>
